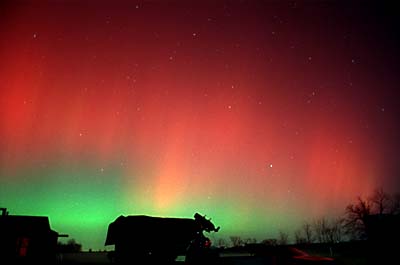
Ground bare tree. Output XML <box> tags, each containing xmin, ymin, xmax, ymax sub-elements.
<box><xmin>261</xmin><ymin>238</ymin><xmax>277</xmax><ymax>246</ymax></box>
<box><xmin>343</xmin><ymin>188</ymin><xmax>400</xmax><ymax>240</ymax></box>
<box><xmin>277</xmin><ymin>230</ymin><xmax>289</xmax><ymax>245</ymax></box>
<box><xmin>294</xmin><ymin>229</ymin><xmax>306</xmax><ymax>244</ymax></box>
<box><xmin>244</xmin><ymin>237</ymin><xmax>257</xmax><ymax>244</ymax></box>
<box><xmin>229</xmin><ymin>236</ymin><xmax>243</xmax><ymax>247</ymax></box>
<box><xmin>302</xmin><ymin>221</ymin><xmax>314</xmax><ymax>243</ymax></box>
<box><xmin>293</xmin><ymin>221</ymin><xmax>314</xmax><ymax>244</ymax></box>
<box><xmin>343</xmin><ymin>195</ymin><xmax>371</xmax><ymax>240</ymax></box>
<box><xmin>313</xmin><ymin>218</ymin><xmax>326</xmax><ymax>243</ymax></box>
<box><xmin>58</xmin><ymin>239</ymin><xmax>82</xmax><ymax>253</ymax></box>
<box><xmin>369</xmin><ymin>188</ymin><xmax>391</xmax><ymax>215</ymax></box>
<box><xmin>390</xmin><ymin>192</ymin><xmax>400</xmax><ymax>214</ymax></box>
<box><xmin>216</xmin><ymin>237</ymin><xmax>227</xmax><ymax>248</ymax></box>
<box><xmin>330</xmin><ymin>217</ymin><xmax>345</xmax><ymax>243</ymax></box>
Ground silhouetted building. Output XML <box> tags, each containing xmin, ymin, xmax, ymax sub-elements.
<box><xmin>0</xmin><ymin>208</ymin><xmax>63</xmax><ymax>263</ymax></box>
<box><xmin>364</xmin><ymin>214</ymin><xmax>400</xmax><ymax>264</ymax></box>
<box><xmin>365</xmin><ymin>214</ymin><xmax>400</xmax><ymax>242</ymax></box>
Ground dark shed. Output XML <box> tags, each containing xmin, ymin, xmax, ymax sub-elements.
<box><xmin>0</xmin><ymin>209</ymin><xmax>61</xmax><ymax>263</ymax></box>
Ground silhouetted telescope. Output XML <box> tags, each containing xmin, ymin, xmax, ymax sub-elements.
<box><xmin>105</xmin><ymin>212</ymin><xmax>220</xmax><ymax>263</ymax></box>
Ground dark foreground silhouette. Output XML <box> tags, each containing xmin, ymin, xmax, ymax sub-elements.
<box><xmin>105</xmin><ymin>212</ymin><xmax>220</xmax><ymax>264</ymax></box>
<box><xmin>2</xmin><ymin>205</ymin><xmax>398</xmax><ymax>265</ymax></box>
<box><xmin>58</xmin><ymin>245</ymin><xmax>338</xmax><ymax>265</ymax></box>
<box><xmin>0</xmin><ymin>208</ymin><xmax>67</xmax><ymax>264</ymax></box>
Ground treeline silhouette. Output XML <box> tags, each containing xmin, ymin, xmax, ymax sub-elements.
<box><xmin>57</xmin><ymin>239</ymin><xmax>82</xmax><ymax>253</ymax></box>
<box><xmin>209</xmin><ymin>188</ymin><xmax>399</xmax><ymax>265</ymax></box>
<box><xmin>214</xmin><ymin>188</ymin><xmax>400</xmax><ymax>247</ymax></box>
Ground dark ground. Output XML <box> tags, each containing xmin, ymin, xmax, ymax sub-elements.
<box><xmin>57</xmin><ymin>244</ymin><xmax>370</xmax><ymax>265</ymax></box>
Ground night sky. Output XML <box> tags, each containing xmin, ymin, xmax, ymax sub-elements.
<box><xmin>1</xmin><ymin>1</ymin><xmax>399</xmax><ymax>250</ymax></box>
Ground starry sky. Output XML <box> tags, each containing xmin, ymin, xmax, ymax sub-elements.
<box><xmin>1</xmin><ymin>0</ymin><xmax>399</xmax><ymax>251</ymax></box>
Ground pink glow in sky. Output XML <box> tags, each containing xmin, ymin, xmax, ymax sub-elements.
<box><xmin>1</xmin><ymin>1</ymin><xmax>399</xmax><ymax>250</ymax></box>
